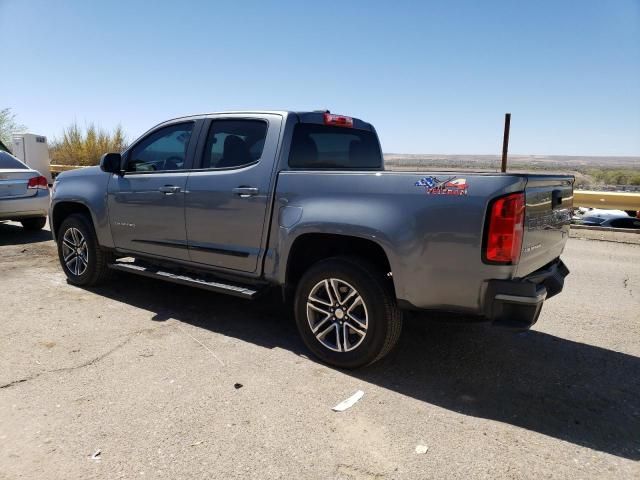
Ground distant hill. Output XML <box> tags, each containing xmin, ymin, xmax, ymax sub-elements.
<box><xmin>384</xmin><ymin>154</ymin><xmax>640</xmax><ymax>188</ymax></box>
<box><xmin>384</xmin><ymin>154</ymin><xmax>639</xmax><ymax>170</ymax></box>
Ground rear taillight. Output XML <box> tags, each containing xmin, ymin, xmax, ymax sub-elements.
<box><xmin>27</xmin><ymin>176</ymin><xmax>48</xmax><ymax>190</ymax></box>
<box><xmin>484</xmin><ymin>192</ymin><xmax>525</xmax><ymax>264</ymax></box>
<box><xmin>323</xmin><ymin>113</ymin><xmax>353</xmax><ymax>128</ymax></box>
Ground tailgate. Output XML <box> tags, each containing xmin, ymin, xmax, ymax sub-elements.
<box><xmin>515</xmin><ymin>175</ymin><xmax>574</xmax><ymax>277</ymax></box>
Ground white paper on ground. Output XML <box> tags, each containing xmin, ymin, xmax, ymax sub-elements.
<box><xmin>415</xmin><ymin>445</ymin><xmax>429</xmax><ymax>454</ymax></box>
<box><xmin>332</xmin><ymin>390</ymin><xmax>364</xmax><ymax>412</ymax></box>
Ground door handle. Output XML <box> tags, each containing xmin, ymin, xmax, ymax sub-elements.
<box><xmin>232</xmin><ymin>187</ymin><xmax>259</xmax><ymax>198</ymax></box>
<box><xmin>159</xmin><ymin>185</ymin><xmax>181</xmax><ymax>194</ymax></box>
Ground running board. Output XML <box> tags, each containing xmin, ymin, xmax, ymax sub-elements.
<box><xmin>108</xmin><ymin>261</ymin><xmax>261</xmax><ymax>299</ymax></box>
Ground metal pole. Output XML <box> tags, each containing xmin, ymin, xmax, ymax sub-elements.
<box><xmin>501</xmin><ymin>113</ymin><xmax>511</xmax><ymax>173</ymax></box>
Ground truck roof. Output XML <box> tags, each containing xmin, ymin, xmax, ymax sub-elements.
<box><xmin>162</xmin><ymin>111</ymin><xmax>375</xmax><ymax>131</ymax></box>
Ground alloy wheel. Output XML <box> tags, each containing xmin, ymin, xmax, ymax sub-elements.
<box><xmin>61</xmin><ymin>227</ymin><xmax>89</xmax><ymax>276</ymax></box>
<box><xmin>306</xmin><ymin>278</ymin><xmax>369</xmax><ymax>352</ymax></box>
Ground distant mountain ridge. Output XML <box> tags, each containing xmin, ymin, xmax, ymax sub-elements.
<box><xmin>384</xmin><ymin>154</ymin><xmax>639</xmax><ymax>170</ymax></box>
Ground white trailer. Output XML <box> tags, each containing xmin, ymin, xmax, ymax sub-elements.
<box><xmin>11</xmin><ymin>133</ymin><xmax>52</xmax><ymax>184</ymax></box>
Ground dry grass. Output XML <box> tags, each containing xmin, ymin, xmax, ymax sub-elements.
<box><xmin>49</xmin><ymin>122</ymin><xmax>127</xmax><ymax>166</ymax></box>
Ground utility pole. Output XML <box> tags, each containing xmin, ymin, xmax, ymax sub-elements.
<box><xmin>501</xmin><ymin>113</ymin><xmax>511</xmax><ymax>173</ymax></box>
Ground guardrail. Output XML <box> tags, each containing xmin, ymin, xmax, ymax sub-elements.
<box><xmin>48</xmin><ymin>164</ymin><xmax>640</xmax><ymax>212</ymax></box>
<box><xmin>50</xmin><ymin>164</ymin><xmax>84</xmax><ymax>178</ymax></box>
<box><xmin>573</xmin><ymin>190</ymin><xmax>640</xmax><ymax>211</ymax></box>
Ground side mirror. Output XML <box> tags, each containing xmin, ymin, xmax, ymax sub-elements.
<box><xmin>100</xmin><ymin>152</ymin><xmax>122</xmax><ymax>174</ymax></box>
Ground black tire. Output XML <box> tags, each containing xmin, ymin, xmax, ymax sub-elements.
<box><xmin>294</xmin><ymin>256</ymin><xmax>402</xmax><ymax>369</ymax></box>
<box><xmin>20</xmin><ymin>217</ymin><xmax>46</xmax><ymax>231</ymax></box>
<box><xmin>57</xmin><ymin>213</ymin><xmax>113</xmax><ymax>287</ymax></box>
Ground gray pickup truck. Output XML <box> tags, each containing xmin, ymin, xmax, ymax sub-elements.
<box><xmin>50</xmin><ymin>111</ymin><xmax>572</xmax><ymax>368</ymax></box>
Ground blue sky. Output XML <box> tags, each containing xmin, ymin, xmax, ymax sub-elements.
<box><xmin>1</xmin><ymin>0</ymin><xmax>639</xmax><ymax>155</ymax></box>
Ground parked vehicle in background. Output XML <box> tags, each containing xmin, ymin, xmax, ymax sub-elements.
<box><xmin>11</xmin><ymin>133</ymin><xmax>53</xmax><ymax>184</ymax></box>
<box><xmin>572</xmin><ymin>207</ymin><xmax>629</xmax><ymax>222</ymax></box>
<box><xmin>572</xmin><ymin>208</ymin><xmax>640</xmax><ymax>229</ymax></box>
<box><xmin>0</xmin><ymin>151</ymin><xmax>49</xmax><ymax>230</ymax></box>
<box><xmin>50</xmin><ymin>110</ymin><xmax>573</xmax><ymax>368</ymax></box>
<box><xmin>576</xmin><ymin>214</ymin><xmax>640</xmax><ymax>229</ymax></box>
<box><xmin>602</xmin><ymin>217</ymin><xmax>640</xmax><ymax>229</ymax></box>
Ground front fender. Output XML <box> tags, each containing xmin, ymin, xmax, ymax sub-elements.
<box><xmin>50</xmin><ymin>168</ymin><xmax>114</xmax><ymax>248</ymax></box>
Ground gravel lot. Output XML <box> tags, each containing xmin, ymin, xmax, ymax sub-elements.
<box><xmin>1</xmin><ymin>221</ymin><xmax>639</xmax><ymax>479</ymax></box>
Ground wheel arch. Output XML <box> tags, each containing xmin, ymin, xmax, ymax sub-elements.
<box><xmin>284</xmin><ymin>232</ymin><xmax>395</xmax><ymax>301</ymax></box>
<box><xmin>51</xmin><ymin>201</ymin><xmax>97</xmax><ymax>242</ymax></box>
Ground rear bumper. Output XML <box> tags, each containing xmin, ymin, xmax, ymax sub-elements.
<box><xmin>483</xmin><ymin>259</ymin><xmax>569</xmax><ymax>329</ymax></box>
<box><xmin>0</xmin><ymin>190</ymin><xmax>49</xmax><ymax>220</ymax></box>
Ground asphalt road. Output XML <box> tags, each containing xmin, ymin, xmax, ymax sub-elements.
<box><xmin>1</xmin><ymin>222</ymin><xmax>639</xmax><ymax>479</ymax></box>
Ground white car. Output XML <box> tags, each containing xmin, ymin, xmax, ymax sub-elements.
<box><xmin>0</xmin><ymin>151</ymin><xmax>49</xmax><ymax>230</ymax></box>
<box><xmin>573</xmin><ymin>207</ymin><xmax>629</xmax><ymax>220</ymax></box>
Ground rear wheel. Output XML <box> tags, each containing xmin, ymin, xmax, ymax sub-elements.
<box><xmin>294</xmin><ymin>256</ymin><xmax>402</xmax><ymax>369</ymax></box>
<box><xmin>57</xmin><ymin>213</ymin><xmax>113</xmax><ymax>286</ymax></box>
<box><xmin>20</xmin><ymin>217</ymin><xmax>46</xmax><ymax>231</ymax></box>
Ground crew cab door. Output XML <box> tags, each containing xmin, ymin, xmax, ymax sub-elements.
<box><xmin>184</xmin><ymin>114</ymin><xmax>282</xmax><ymax>273</ymax></box>
<box><xmin>107</xmin><ymin>120</ymin><xmax>202</xmax><ymax>260</ymax></box>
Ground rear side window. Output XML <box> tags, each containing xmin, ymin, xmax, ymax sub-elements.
<box><xmin>288</xmin><ymin>123</ymin><xmax>382</xmax><ymax>169</ymax></box>
<box><xmin>0</xmin><ymin>151</ymin><xmax>28</xmax><ymax>169</ymax></box>
<box><xmin>202</xmin><ymin>120</ymin><xmax>268</xmax><ymax>169</ymax></box>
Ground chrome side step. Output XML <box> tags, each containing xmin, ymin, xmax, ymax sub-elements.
<box><xmin>108</xmin><ymin>261</ymin><xmax>261</xmax><ymax>299</ymax></box>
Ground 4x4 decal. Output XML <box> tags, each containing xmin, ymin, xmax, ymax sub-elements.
<box><xmin>415</xmin><ymin>176</ymin><xmax>468</xmax><ymax>196</ymax></box>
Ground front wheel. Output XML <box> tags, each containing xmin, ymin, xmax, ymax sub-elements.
<box><xmin>57</xmin><ymin>213</ymin><xmax>113</xmax><ymax>286</ymax></box>
<box><xmin>294</xmin><ymin>257</ymin><xmax>402</xmax><ymax>369</ymax></box>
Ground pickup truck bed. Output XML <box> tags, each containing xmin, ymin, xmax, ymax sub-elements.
<box><xmin>270</xmin><ymin>170</ymin><xmax>571</xmax><ymax>313</ymax></box>
<box><xmin>50</xmin><ymin>110</ymin><xmax>573</xmax><ymax>368</ymax></box>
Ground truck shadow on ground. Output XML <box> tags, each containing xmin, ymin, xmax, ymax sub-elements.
<box><xmin>0</xmin><ymin>222</ymin><xmax>51</xmax><ymax>246</ymax></box>
<box><xmin>89</xmin><ymin>273</ymin><xmax>640</xmax><ymax>461</ymax></box>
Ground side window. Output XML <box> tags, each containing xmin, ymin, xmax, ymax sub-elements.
<box><xmin>201</xmin><ymin>120</ymin><xmax>268</xmax><ymax>169</ymax></box>
<box><xmin>127</xmin><ymin>123</ymin><xmax>194</xmax><ymax>172</ymax></box>
<box><xmin>582</xmin><ymin>216</ymin><xmax>605</xmax><ymax>225</ymax></box>
<box><xmin>610</xmin><ymin>218</ymin><xmax>640</xmax><ymax>229</ymax></box>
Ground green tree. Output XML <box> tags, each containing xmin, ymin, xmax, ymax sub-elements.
<box><xmin>49</xmin><ymin>122</ymin><xmax>128</xmax><ymax>166</ymax></box>
<box><xmin>0</xmin><ymin>108</ymin><xmax>27</xmax><ymax>150</ymax></box>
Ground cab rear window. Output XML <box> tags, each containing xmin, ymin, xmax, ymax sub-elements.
<box><xmin>288</xmin><ymin>123</ymin><xmax>382</xmax><ymax>169</ymax></box>
<box><xmin>0</xmin><ymin>152</ymin><xmax>28</xmax><ymax>169</ymax></box>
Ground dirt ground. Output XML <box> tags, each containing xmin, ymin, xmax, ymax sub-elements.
<box><xmin>1</xmin><ymin>221</ymin><xmax>639</xmax><ymax>479</ymax></box>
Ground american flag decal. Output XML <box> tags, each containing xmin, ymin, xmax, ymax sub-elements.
<box><xmin>415</xmin><ymin>176</ymin><xmax>468</xmax><ymax>196</ymax></box>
